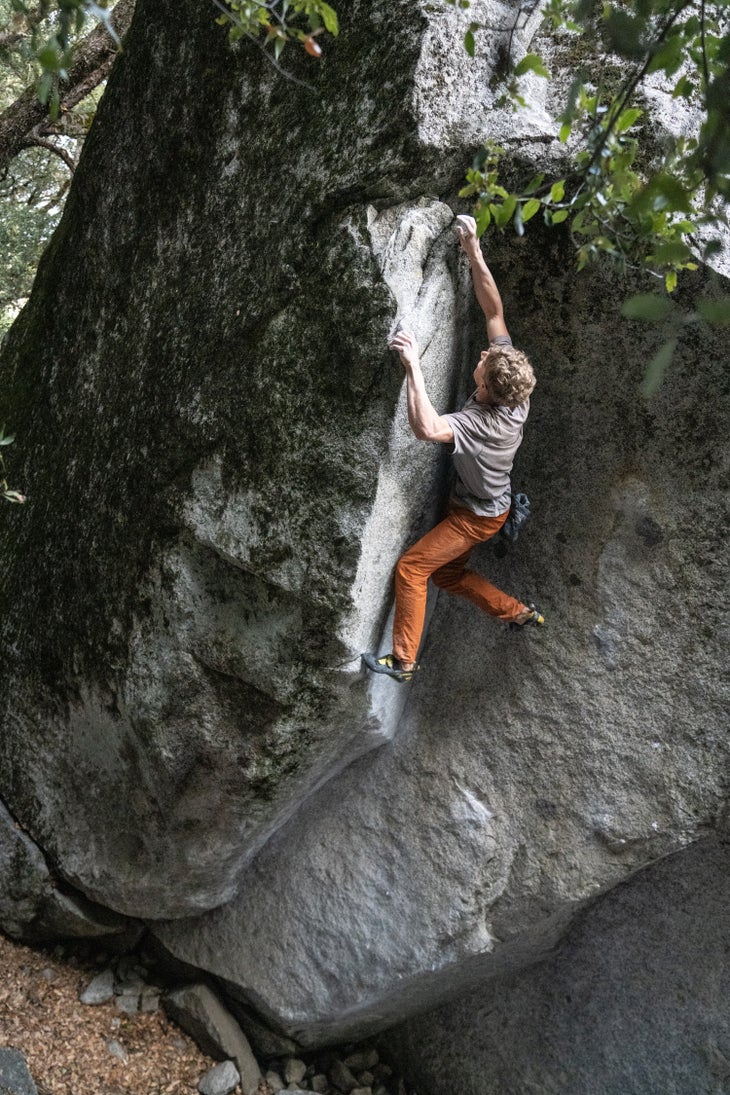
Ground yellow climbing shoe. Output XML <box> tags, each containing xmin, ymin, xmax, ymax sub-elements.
<box><xmin>361</xmin><ymin>652</ymin><xmax>419</xmax><ymax>683</ymax></box>
<box><xmin>510</xmin><ymin>604</ymin><xmax>545</xmax><ymax>630</ymax></box>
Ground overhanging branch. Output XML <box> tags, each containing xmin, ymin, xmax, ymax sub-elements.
<box><xmin>0</xmin><ymin>0</ymin><xmax>135</xmax><ymax>177</ymax></box>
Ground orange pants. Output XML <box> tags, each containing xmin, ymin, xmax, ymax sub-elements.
<box><xmin>392</xmin><ymin>504</ymin><xmax>527</xmax><ymax>665</ymax></box>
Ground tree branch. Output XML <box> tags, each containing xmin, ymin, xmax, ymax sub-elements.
<box><xmin>19</xmin><ymin>135</ymin><xmax>77</xmax><ymax>173</ymax></box>
<box><xmin>0</xmin><ymin>0</ymin><xmax>135</xmax><ymax>177</ymax></box>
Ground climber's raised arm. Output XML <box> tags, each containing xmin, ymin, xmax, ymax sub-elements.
<box><xmin>455</xmin><ymin>215</ymin><xmax>510</xmax><ymax>344</ymax></box>
<box><xmin>388</xmin><ymin>330</ymin><xmax>454</xmax><ymax>445</ymax></box>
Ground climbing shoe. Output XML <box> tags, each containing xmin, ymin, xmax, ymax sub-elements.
<box><xmin>509</xmin><ymin>604</ymin><xmax>545</xmax><ymax>630</ymax></box>
<box><xmin>361</xmin><ymin>652</ymin><xmax>419</xmax><ymax>683</ymax></box>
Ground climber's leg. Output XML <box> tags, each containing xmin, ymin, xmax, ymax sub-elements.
<box><xmin>391</xmin><ymin>505</ymin><xmax>509</xmax><ymax>667</ymax></box>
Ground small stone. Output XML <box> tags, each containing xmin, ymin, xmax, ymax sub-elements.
<box><xmin>198</xmin><ymin>1060</ymin><xmax>240</xmax><ymax>1095</ymax></box>
<box><xmin>351</xmin><ymin>1088</ymin><xmax>372</xmax><ymax>1095</ymax></box>
<box><xmin>115</xmin><ymin>992</ymin><xmax>139</xmax><ymax>1014</ymax></box>
<box><xmin>110</xmin><ymin>1017</ymin><xmax>121</xmax><ymax>1029</ymax></box>
<box><xmin>106</xmin><ymin>1040</ymin><xmax>129</xmax><ymax>1064</ymax></box>
<box><xmin>284</xmin><ymin>1059</ymin><xmax>307</xmax><ymax>1085</ymax></box>
<box><xmin>357</xmin><ymin>1074</ymin><xmax>374</xmax><ymax>1088</ymax></box>
<box><xmin>329</xmin><ymin>1060</ymin><xmax>358</xmax><ymax>1093</ymax></box>
<box><xmin>80</xmin><ymin>969</ymin><xmax>115</xmax><ymax>1005</ymax></box>
<box><xmin>164</xmin><ymin>983</ymin><xmax>262</xmax><ymax>1093</ymax></box>
<box><xmin>115</xmin><ymin>955</ymin><xmax>145</xmax><ymax>979</ymax></box>
<box><xmin>372</xmin><ymin>1087</ymin><xmax>389</xmax><ymax>1095</ymax></box>
<box><xmin>140</xmin><ymin>992</ymin><xmax>160</xmax><ymax>1013</ymax></box>
<box><xmin>0</xmin><ymin>1048</ymin><xmax>39</xmax><ymax>1095</ymax></box>
<box><xmin>344</xmin><ymin>1052</ymin><xmax>378</xmax><ymax>1073</ymax></box>
<box><xmin>372</xmin><ymin>1065</ymin><xmax>392</xmax><ymax>1080</ymax></box>
<box><xmin>41</xmin><ymin>968</ymin><xmax>55</xmax><ymax>982</ymax></box>
<box><xmin>115</xmin><ymin>974</ymin><xmax>145</xmax><ymax>994</ymax></box>
<box><xmin>265</xmin><ymin>1072</ymin><xmax>285</xmax><ymax>1093</ymax></box>
<box><xmin>311</xmin><ymin>1076</ymin><xmax>329</xmax><ymax>1093</ymax></box>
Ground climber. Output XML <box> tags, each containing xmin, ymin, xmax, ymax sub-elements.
<box><xmin>362</xmin><ymin>214</ymin><xmax>544</xmax><ymax>684</ymax></box>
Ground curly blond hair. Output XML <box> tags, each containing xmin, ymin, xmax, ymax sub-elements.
<box><xmin>484</xmin><ymin>345</ymin><xmax>536</xmax><ymax>409</ymax></box>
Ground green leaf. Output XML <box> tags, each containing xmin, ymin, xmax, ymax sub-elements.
<box><xmin>665</xmin><ymin>270</ymin><xmax>677</xmax><ymax>293</ymax></box>
<box><xmin>0</xmin><ymin>435</ymin><xmax>14</xmax><ymax>446</ymax></box>
<box><xmin>559</xmin><ymin>121</ymin><xmax>572</xmax><ymax>143</ymax></box>
<box><xmin>615</xmin><ymin>107</ymin><xmax>642</xmax><ymax>133</ymax></box>
<box><xmin>621</xmin><ymin>294</ymin><xmax>672</xmax><ymax>322</ymax></box>
<box><xmin>604</xmin><ymin>9</ymin><xmax>646</xmax><ymax>59</ymax></box>
<box><xmin>550</xmin><ymin>179</ymin><xmax>565</xmax><ymax>202</ymax></box>
<box><xmin>491</xmin><ymin>197</ymin><xmax>516</xmax><ymax>229</ymax></box>
<box><xmin>464</xmin><ymin>29</ymin><xmax>475</xmax><ymax>56</ymax></box>
<box><xmin>672</xmin><ymin>75</ymin><xmax>695</xmax><ymax>99</ymax></box>
<box><xmin>647</xmin><ymin>34</ymin><xmax>684</xmax><ymax>76</ymax></box>
<box><xmin>318</xmin><ymin>1</ymin><xmax>338</xmax><ymax>34</ymax></box>
<box><xmin>551</xmin><ymin>209</ymin><xmax>570</xmax><ymax>224</ymax></box>
<box><xmin>652</xmin><ymin>240</ymin><xmax>692</xmax><ymax>266</ymax></box>
<box><xmin>697</xmin><ymin>299</ymin><xmax>730</xmax><ymax>326</ymax></box>
<box><xmin>37</xmin><ymin>46</ymin><xmax>60</xmax><ymax>71</ymax></box>
<box><xmin>642</xmin><ymin>338</ymin><xmax>677</xmax><ymax>398</ymax></box>
<box><xmin>474</xmin><ymin>204</ymin><xmax>491</xmax><ymax>235</ymax></box>
<box><xmin>522</xmin><ymin>198</ymin><xmax>541</xmax><ymax>222</ymax></box>
<box><xmin>514</xmin><ymin>53</ymin><xmax>549</xmax><ymax>78</ymax></box>
<box><xmin>37</xmin><ymin>71</ymin><xmax>53</xmax><ymax>105</ymax></box>
<box><xmin>524</xmin><ymin>173</ymin><xmax>545</xmax><ymax>194</ymax></box>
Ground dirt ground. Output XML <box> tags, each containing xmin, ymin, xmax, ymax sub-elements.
<box><xmin>0</xmin><ymin>932</ymin><xmax>226</xmax><ymax>1095</ymax></box>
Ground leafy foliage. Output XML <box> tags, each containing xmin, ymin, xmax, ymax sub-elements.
<box><xmin>449</xmin><ymin>0</ymin><xmax>729</xmax><ymax>293</ymax></box>
<box><xmin>212</xmin><ymin>0</ymin><xmax>339</xmax><ymax>67</ymax></box>
<box><xmin>448</xmin><ymin>0</ymin><xmax>730</xmax><ymax>391</ymax></box>
<box><xmin>0</xmin><ymin>0</ymin><xmax>80</xmax><ymax>332</ymax></box>
<box><xmin>2</xmin><ymin>0</ymin><xmax>119</xmax><ymax>116</ymax></box>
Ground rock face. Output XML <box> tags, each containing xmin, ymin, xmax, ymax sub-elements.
<box><xmin>0</xmin><ymin>0</ymin><xmax>463</xmax><ymax>918</ymax></box>
<box><xmin>0</xmin><ymin>0</ymin><xmax>728</xmax><ymax>1083</ymax></box>
<box><xmin>0</xmin><ymin>799</ymin><xmax>131</xmax><ymax>940</ymax></box>
<box><xmin>152</xmin><ymin>229</ymin><xmax>730</xmax><ymax>1042</ymax></box>
<box><xmin>385</xmin><ymin>838</ymin><xmax>730</xmax><ymax>1094</ymax></box>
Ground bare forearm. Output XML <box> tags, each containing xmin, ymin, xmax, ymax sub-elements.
<box><xmin>463</xmin><ymin>241</ymin><xmax>504</xmax><ymax>322</ymax></box>
<box><xmin>405</xmin><ymin>366</ymin><xmax>452</xmax><ymax>443</ymax></box>
<box><xmin>388</xmin><ymin>328</ymin><xmax>453</xmax><ymax>443</ymax></box>
<box><xmin>406</xmin><ymin>367</ymin><xmax>436</xmax><ymax>438</ymax></box>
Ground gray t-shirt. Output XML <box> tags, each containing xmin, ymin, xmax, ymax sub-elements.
<box><xmin>442</xmin><ymin>337</ymin><xmax>529</xmax><ymax>517</ymax></box>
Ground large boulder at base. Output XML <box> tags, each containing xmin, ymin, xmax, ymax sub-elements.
<box><xmin>384</xmin><ymin>837</ymin><xmax>730</xmax><ymax>1095</ymax></box>
<box><xmin>0</xmin><ymin>798</ymin><xmax>132</xmax><ymax>941</ymax></box>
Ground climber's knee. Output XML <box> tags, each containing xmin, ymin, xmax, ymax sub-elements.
<box><xmin>432</xmin><ymin>564</ymin><xmax>464</xmax><ymax>591</ymax></box>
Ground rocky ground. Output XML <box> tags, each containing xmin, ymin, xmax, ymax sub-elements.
<box><xmin>0</xmin><ymin>932</ymin><xmax>417</xmax><ymax>1095</ymax></box>
<box><xmin>0</xmin><ymin>932</ymin><xmax>215</xmax><ymax>1094</ymax></box>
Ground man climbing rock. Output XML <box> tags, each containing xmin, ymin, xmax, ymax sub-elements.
<box><xmin>362</xmin><ymin>214</ymin><xmax>544</xmax><ymax>684</ymax></box>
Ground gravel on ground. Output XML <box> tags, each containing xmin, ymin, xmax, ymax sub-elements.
<box><xmin>0</xmin><ymin>932</ymin><xmax>232</xmax><ymax>1095</ymax></box>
